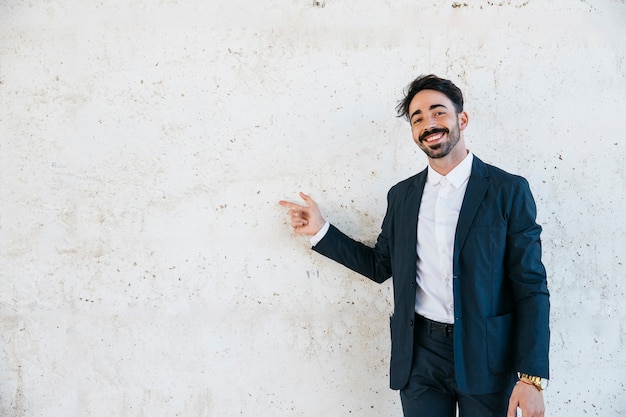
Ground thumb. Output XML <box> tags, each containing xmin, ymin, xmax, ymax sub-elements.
<box><xmin>506</xmin><ymin>400</ymin><xmax>518</xmax><ymax>417</ymax></box>
<box><xmin>299</xmin><ymin>192</ymin><xmax>316</xmax><ymax>207</ymax></box>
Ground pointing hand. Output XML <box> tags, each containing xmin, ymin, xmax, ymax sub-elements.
<box><xmin>278</xmin><ymin>192</ymin><xmax>326</xmax><ymax>236</ymax></box>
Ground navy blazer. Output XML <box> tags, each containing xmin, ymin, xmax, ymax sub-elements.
<box><xmin>313</xmin><ymin>156</ymin><xmax>550</xmax><ymax>394</ymax></box>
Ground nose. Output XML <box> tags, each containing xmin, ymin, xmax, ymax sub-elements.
<box><xmin>426</xmin><ymin>115</ymin><xmax>438</xmax><ymax>129</ymax></box>
<box><xmin>422</xmin><ymin>115</ymin><xmax>437</xmax><ymax>132</ymax></box>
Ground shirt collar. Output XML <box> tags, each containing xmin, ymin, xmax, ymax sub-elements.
<box><xmin>426</xmin><ymin>151</ymin><xmax>474</xmax><ymax>188</ymax></box>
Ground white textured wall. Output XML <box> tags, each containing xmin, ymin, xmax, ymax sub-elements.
<box><xmin>1</xmin><ymin>0</ymin><xmax>625</xmax><ymax>416</ymax></box>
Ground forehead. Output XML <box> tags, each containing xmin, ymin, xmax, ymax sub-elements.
<box><xmin>408</xmin><ymin>89</ymin><xmax>454</xmax><ymax>114</ymax></box>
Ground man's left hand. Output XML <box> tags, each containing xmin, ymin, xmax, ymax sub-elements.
<box><xmin>507</xmin><ymin>381</ymin><xmax>545</xmax><ymax>417</ymax></box>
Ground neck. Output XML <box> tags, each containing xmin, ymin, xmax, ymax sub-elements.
<box><xmin>429</xmin><ymin>146</ymin><xmax>469</xmax><ymax>176</ymax></box>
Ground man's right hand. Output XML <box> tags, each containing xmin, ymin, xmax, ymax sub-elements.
<box><xmin>278</xmin><ymin>192</ymin><xmax>326</xmax><ymax>236</ymax></box>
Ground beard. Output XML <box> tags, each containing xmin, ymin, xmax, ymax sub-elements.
<box><xmin>418</xmin><ymin>121</ymin><xmax>461</xmax><ymax>159</ymax></box>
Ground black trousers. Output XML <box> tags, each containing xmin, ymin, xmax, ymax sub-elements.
<box><xmin>399</xmin><ymin>315</ymin><xmax>516</xmax><ymax>417</ymax></box>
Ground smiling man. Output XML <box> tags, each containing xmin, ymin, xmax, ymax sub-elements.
<box><xmin>279</xmin><ymin>74</ymin><xmax>550</xmax><ymax>417</ymax></box>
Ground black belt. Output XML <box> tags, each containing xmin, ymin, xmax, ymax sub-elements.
<box><xmin>415</xmin><ymin>314</ymin><xmax>454</xmax><ymax>337</ymax></box>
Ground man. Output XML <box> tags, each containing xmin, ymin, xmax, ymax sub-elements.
<box><xmin>279</xmin><ymin>74</ymin><xmax>549</xmax><ymax>417</ymax></box>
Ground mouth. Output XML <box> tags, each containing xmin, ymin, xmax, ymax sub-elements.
<box><xmin>420</xmin><ymin>128</ymin><xmax>448</xmax><ymax>144</ymax></box>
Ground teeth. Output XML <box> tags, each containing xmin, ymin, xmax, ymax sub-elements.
<box><xmin>426</xmin><ymin>132</ymin><xmax>444</xmax><ymax>142</ymax></box>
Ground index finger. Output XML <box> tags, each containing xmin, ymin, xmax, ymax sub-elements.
<box><xmin>278</xmin><ymin>200</ymin><xmax>307</xmax><ymax>210</ymax></box>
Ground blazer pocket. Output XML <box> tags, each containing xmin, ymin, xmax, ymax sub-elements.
<box><xmin>486</xmin><ymin>313</ymin><xmax>515</xmax><ymax>375</ymax></box>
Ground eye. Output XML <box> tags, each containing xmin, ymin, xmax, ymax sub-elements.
<box><xmin>412</xmin><ymin>118</ymin><xmax>422</xmax><ymax>125</ymax></box>
<box><xmin>435</xmin><ymin>111</ymin><xmax>446</xmax><ymax>116</ymax></box>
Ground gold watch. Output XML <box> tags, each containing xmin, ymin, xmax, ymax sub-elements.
<box><xmin>518</xmin><ymin>373</ymin><xmax>547</xmax><ymax>391</ymax></box>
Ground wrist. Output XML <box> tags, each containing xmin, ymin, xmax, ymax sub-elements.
<box><xmin>310</xmin><ymin>221</ymin><xmax>330</xmax><ymax>246</ymax></box>
<box><xmin>518</xmin><ymin>372</ymin><xmax>548</xmax><ymax>391</ymax></box>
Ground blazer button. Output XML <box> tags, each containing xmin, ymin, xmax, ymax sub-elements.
<box><xmin>409</xmin><ymin>319</ymin><xmax>414</xmax><ymax>327</ymax></box>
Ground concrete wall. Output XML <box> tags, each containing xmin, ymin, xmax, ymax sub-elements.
<box><xmin>1</xmin><ymin>0</ymin><xmax>625</xmax><ymax>416</ymax></box>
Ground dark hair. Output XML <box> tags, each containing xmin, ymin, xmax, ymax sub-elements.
<box><xmin>396</xmin><ymin>74</ymin><xmax>464</xmax><ymax>120</ymax></box>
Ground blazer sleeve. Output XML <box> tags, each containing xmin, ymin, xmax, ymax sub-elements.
<box><xmin>312</xmin><ymin>194</ymin><xmax>394</xmax><ymax>284</ymax></box>
<box><xmin>506</xmin><ymin>177</ymin><xmax>550</xmax><ymax>378</ymax></box>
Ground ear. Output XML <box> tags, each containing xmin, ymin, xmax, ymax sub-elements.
<box><xmin>458</xmin><ymin>111</ymin><xmax>469</xmax><ymax>130</ymax></box>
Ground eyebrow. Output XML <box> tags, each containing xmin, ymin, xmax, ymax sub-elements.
<box><xmin>410</xmin><ymin>104</ymin><xmax>448</xmax><ymax>120</ymax></box>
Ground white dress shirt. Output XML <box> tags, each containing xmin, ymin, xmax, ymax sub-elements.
<box><xmin>311</xmin><ymin>152</ymin><xmax>474</xmax><ymax>325</ymax></box>
<box><xmin>416</xmin><ymin>152</ymin><xmax>473</xmax><ymax>324</ymax></box>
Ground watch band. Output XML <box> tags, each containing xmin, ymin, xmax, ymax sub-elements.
<box><xmin>518</xmin><ymin>373</ymin><xmax>544</xmax><ymax>391</ymax></box>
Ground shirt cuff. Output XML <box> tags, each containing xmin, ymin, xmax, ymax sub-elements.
<box><xmin>310</xmin><ymin>221</ymin><xmax>330</xmax><ymax>246</ymax></box>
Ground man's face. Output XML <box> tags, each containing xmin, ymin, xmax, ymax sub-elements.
<box><xmin>408</xmin><ymin>89</ymin><xmax>468</xmax><ymax>159</ymax></box>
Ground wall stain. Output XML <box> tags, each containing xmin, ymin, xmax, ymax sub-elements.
<box><xmin>452</xmin><ymin>0</ymin><xmax>532</xmax><ymax>7</ymax></box>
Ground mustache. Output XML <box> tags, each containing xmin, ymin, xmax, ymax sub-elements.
<box><xmin>419</xmin><ymin>127</ymin><xmax>449</xmax><ymax>143</ymax></box>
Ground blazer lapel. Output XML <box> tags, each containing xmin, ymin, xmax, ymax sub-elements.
<box><xmin>402</xmin><ymin>168</ymin><xmax>427</xmax><ymax>257</ymax></box>
<box><xmin>454</xmin><ymin>157</ymin><xmax>490</xmax><ymax>258</ymax></box>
